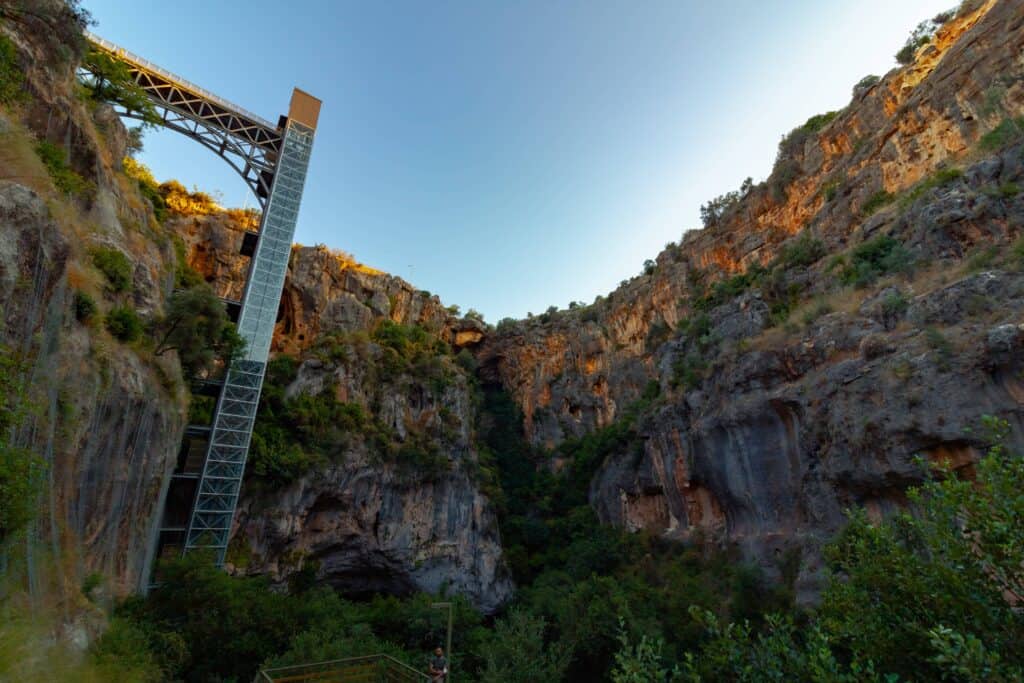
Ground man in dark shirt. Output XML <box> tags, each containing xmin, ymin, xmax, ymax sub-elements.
<box><xmin>428</xmin><ymin>646</ymin><xmax>448</xmax><ymax>681</ymax></box>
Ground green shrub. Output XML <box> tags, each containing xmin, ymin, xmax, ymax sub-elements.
<box><xmin>860</xmin><ymin>190</ymin><xmax>895</xmax><ymax>216</ymax></box>
<box><xmin>801</xmin><ymin>299</ymin><xmax>833</xmax><ymax>327</ymax></box>
<box><xmin>835</xmin><ymin>234</ymin><xmax>913</xmax><ymax>287</ymax></box>
<box><xmin>105</xmin><ymin>306</ymin><xmax>142</xmax><ymax>342</ymax></box>
<box><xmin>776</xmin><ymin>233</ymin><xmax>825</xmax><ymax>269</ymax></box>
<box><xmin>170</xmin><ymin>235</ymin><xmax>203</xmax><ymax>289</ymax></box>
<box><xmin>852</xmin><ymin>74</ymin><xmax>880</xmax><ymax>95</ymax></box>
<box><xmin>90</xmin><ymin>246</ymin><xmax>133</xmax><ymax>293</ymax></box>
<box><xmin>924</xmin><ymin>327</ymin><xmax>953</xmax><ymax>370</ymax></box>
<box><xmin>895</xmin><ymin>19</ymin><xmax>938</xmax><ymax>65</ymax></box>
<box><xmin>699</xmin><ymin>177</ymin><xmax>752</xmax><ymax>228</ymax></box>
<box><xmin>820</xmin><ymin>178</ymin><xmax>841</xmax><ymax>202</ymax></box>
<box><xmin>0</xmin><ymin>34</ymin><xmax>25</xmax><ymax>105</ymax></box>
<box><xmin>978</xmin><ymin>117</ymin><xmax>1024</xmax><ymax>152</ymax></box>
<box><xmin>899</xmin><ymin>166</ymin><xmax>963</xmax><ymax>208</ymax></box>
<box><xmin>985</xmin><ymin>182</ymin><xmax>1020</xmax><ymax>199</ymax></box>
<box><xmin>671</xmin><ymin>352</ymin><xmax>707</xmax><ymax>390</ymax></box>
<box><xmin>769</xmin><ymin>159</ymin><xmax>800</xmax><ymax>203</ymax></box>
<box><xmin>73</xmin><ymin>290</ymin><xmax>96</xmax><ymax>322</ymax></box>
<box><xmin>34</xmin><ymin>140</ymin><xmax>94</xmax><ymax>198</ymax></box>
<box><xmin>966</xmin><ymin>245</ymin><xmax>999</xmax><ymax>272</ymax></box>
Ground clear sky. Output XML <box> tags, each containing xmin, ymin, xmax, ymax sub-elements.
<box><xmin>83</xmin><ymin>0</ymin><xmax>954</xmax><ymax>321</ymax></box>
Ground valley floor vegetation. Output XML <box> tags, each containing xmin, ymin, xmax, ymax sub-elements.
<box><xmin>77</xmin><ymin>408</ymin><xmax>1023</xmax><ymax>682</ymax></box>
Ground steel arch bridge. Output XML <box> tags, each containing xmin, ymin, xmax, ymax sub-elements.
<box><xmin>81</xmin><ymin>32</ymin><xmax>322</xmax><ymax>580</ymax></box>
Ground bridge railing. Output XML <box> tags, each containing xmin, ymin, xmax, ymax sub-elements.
<box><xmin>256</xmin><ymin>654</ymin><xmax>431</xmax><ymax>683</ymax></box>
<box><xmin>84</xmin><ymin>30</ymin><xmax>278</xmax><ymax>131</ymax></box>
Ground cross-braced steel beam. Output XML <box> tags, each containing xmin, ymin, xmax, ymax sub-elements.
<box><xmin>82</xmin><ymin>31</ymin><xmax>283</xmax><ymax>205</ymax></box>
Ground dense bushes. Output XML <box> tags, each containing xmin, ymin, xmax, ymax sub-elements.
<box><xmin>830</xmin><ymin>234</ymin><xmax>913</xmax><ymax>288</ymax></box>
<box><xmin>90</xmin><ymin>246</ymin><xmax>133</xmax><ymax>293</ymax></box>
<box><xmin>0</xmin><ymin>34</ymin><xmax>25</xmax><ymax>105</ymax></box>
<box><xmin>679</xmin><ymin>417</ymin><xmax>1024</xmax><ymax>681</ymax></box>
<box><xmin>104</xmin><ymin>305</ymin><xmax>143</xmax><ymax>342</ymax></box>
<box><xmin>35</xmin><ymin>140</ymin><xmax>93</xmax><ymax>198</ymax></box>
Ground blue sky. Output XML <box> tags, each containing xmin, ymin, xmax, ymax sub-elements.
<box><xmin>84</xmin><ymin>0</ymin><xmax>954</xmax><ymax>321</ymax></box>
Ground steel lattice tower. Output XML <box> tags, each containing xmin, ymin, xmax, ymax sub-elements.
<box><xmin>82</xmin><ymin>33</ymin><xmax>322</xmax><ymax>576</ymax></box>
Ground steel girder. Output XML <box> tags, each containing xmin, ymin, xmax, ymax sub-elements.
<box><xmin>81</xmin><ymin>32</ymin><xmax>282</xmax><ymax>206</ymax></box>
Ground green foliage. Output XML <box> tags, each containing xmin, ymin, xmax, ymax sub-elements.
<box><xmin>769</xmin><ymin>159</ymin><xmax>800</xmax><ymax>203</ymax></box>
<box><xmin>153</xmin><ymin>284</ymin><xmax>245</xmax><ymax>377</ymax></box>
<box><xmin>683</xmin><ymin>417</ymin><xmax>1024</xmax><ymax>681</ymax></box>
<box><xmin>170</xmin><ymin>235</ymin><xmax>203</xmax><ymax>289</ymax></box>
<box><xmin>832</xmin><ymin>235</ymin><xmax>913</xmax><ymax>288</ymax></box>
<box><xmin>612</xmin><ymin>620</ymin><xmax>676</xmax><ymax>682</ymax></box>
<box><xmin>978</xmin><ymin>117</ymin><xmax>1024</xmax><ymax>152</ymax></box>
<box><xmin>81</xmin><ymin>47</ymin><xmax>160</xmax><ymax>125</ymax></box>
<box><xmin>73</xmin><ymin>290</ymin><xmax>97</xmax><ymax>322</ymax></box>
<box><xmin>90</xmin><ymin>246</ymin><xmax>133</xmax><ymax>293</ymax></box>
<box><xmin>896</xmin><ymin>19</ymin><xmax>940</xmax><ymax>65</ymax></box>
<box><xmin>672</xmin><ymin>352</ymin><xmax>707</xmax><ymax>391</ymax></box>
<box><xmin>776</xmin><ymin>233</ymin><xmax>825</xmax><ymax>269</ymax></box>
<box><xmin>801</xmin><ymin>299</ymin><xmax>833</xmax><ymax>327</ymax></box>
<box><xmin>0</xmin><ymin>346</ymin><xmax>42</xmax><ymax>542</ymax></box>
<box><xmin>820</xmin><ymin>178</ymin><xmax>841</xmax><ymax>202</ymax></box>
<box><xmin>478</xmin><ymin>610</ymin><xmax>570</xmax><ymax>683</ymax></box>
<box><xmin>105</xmin><ymin>556</ymin><xmax>483</xmax><ymax>682</ymax></box>
<box><xmin>899</xmin><ymin>166</ymin><xmax>963</xmax><ymax>209</ymax></box>
<box><xmin>853</xmin><ymin>74</ymin><xmax>880</xmax><ymax>95</ymax></box>
<box><xmin>924</xmin><ymin>327</ymin><xmax>953</xmax><ymax>371</ymax></box>
<box><xmin>985</xmin><ymin>182</ymin><xmax>1019</xmax><ymax>199</ymax></box>
<box><xmin>105</xmin><ymin>305</ymin><xmax>143</xmax><ymax>342</ymax></box>
<box><xmin>35</xmin><ymin>140</ymin><xmax>94</xmax><ymax>198</ymax></box>
<box><xmin>860</xmin><ymin>190</ymin><xmax>894</xmax><ymax>216</ymax></box>
<box><xmin>123</xmin><ymin>158</ymin><xmax>168</xmax><ymax>223</ymax></box>
<box><xmin>700</xmin><ymin>177</ymin><xmax>753</xmax><ymax>228</ymax></box>
<box><xmin>0</xmin><ymin>34</ymin><xmax>25</xmax><ymax>105</ymax></box>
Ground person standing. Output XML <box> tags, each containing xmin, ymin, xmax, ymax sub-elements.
<box><xmin>428</xmin><ymin>646</ymin><xmax>448</xmax><ymax>681</ymax></box>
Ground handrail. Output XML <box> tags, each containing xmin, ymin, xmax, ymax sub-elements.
<box><xmin>84</xmin><ymin>30</ymin><xmax>279</xmax><ymax>132</ymax></box>
<box><xmin>257</xmin><ymin>653</ymin><xmax>430</xmax><ymax>682</ymax></box>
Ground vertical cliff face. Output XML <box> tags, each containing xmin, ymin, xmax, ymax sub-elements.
<box><xmin>174</xmin><ymin>206</ymin><xmax>510</xmax><ymax>612</ymax></box>
<box><xmin>475</xmin><ymin>0</ymin><xmax>1024</xmax><ymax>593</ymax></box>
<box><xmin>231</xmin><ymin>354</ymin><xmax>512</xmax><ymax>612</ymax></box>
<box><xmin>0</xmin><ymin>10</ymin><xmax>185</xmax><ymax>596</ymax></box>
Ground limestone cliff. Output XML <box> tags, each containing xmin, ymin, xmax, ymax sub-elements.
<box><xmin>0</xmin><ymin>6</ymin><xmax>186</xmax><ymax>600</ymax></box>
<box><xmin>173</xmin><ymin>206</ymin><xmax>510</xmax><ymax>612</ymax></box>
<box><xmin>474</xmin><ymin>0</ymin><xmax>1024</xmax><ymax>595</ymax></box>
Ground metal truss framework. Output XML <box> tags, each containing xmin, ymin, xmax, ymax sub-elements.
<box><xmin>83</xmin><ymin>32</ymin><xmax>282</xmax><ymax>205</ymax></box>
<box><xmin>81</xmin><ymin>33</ymin><xmax>321</xmax><ymax>572</ymax></box>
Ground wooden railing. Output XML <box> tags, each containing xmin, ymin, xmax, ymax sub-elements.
<box><xmin>256</xmin><ymin>654</ymin><xmax>430</xmax><ymax>683</ymax></box>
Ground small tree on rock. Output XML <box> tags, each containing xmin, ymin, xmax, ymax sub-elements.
<box><xmin>154</xmin><ymin>284</ymin><xmax>246</xmax><ymax>377</ymax></box>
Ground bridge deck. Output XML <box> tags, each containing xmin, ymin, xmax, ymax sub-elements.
<box><xmin>85</xmin><ymin>31</ymin><xmax>277</xmax><ymax>130</ymax></box>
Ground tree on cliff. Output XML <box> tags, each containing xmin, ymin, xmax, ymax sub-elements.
<box><xmin>153</xmin><ymin>284</ymin><xmax>246</xmax><ymax>378</ymax></box>
<box><xmin>80</xmin><ymin>47</ymin><xmax>160</xmax><ymax>126</ymax></box>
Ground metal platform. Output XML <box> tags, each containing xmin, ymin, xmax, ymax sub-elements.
<box><xmin>257</xmin><ymin>655</ymin><xmax>430</xmax><ymax>682</ymax></box>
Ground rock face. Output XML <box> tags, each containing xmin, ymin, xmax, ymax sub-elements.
<box><xmin>476</xmin><ymin>0</ymin><xmax>1024</xmax><ymax>595</ymax></box>
<box><xmin>173</xmin><ymin>211</ymin><xmax>486</xmax><ymax>356</ymax></box>
<box><xmin>228</xmin><ymin>348</ymin><xmax>513</xmax><ymax>612</ymax></box>
<box><xmin>175</xmin><ymin>206</ymin><xmax>511</xmax><ymax>612</ymax></box>
<box><xmin>0</xmin><ymin>12</ymin><xmax>186</xmax><ymax>596</ymax></box>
